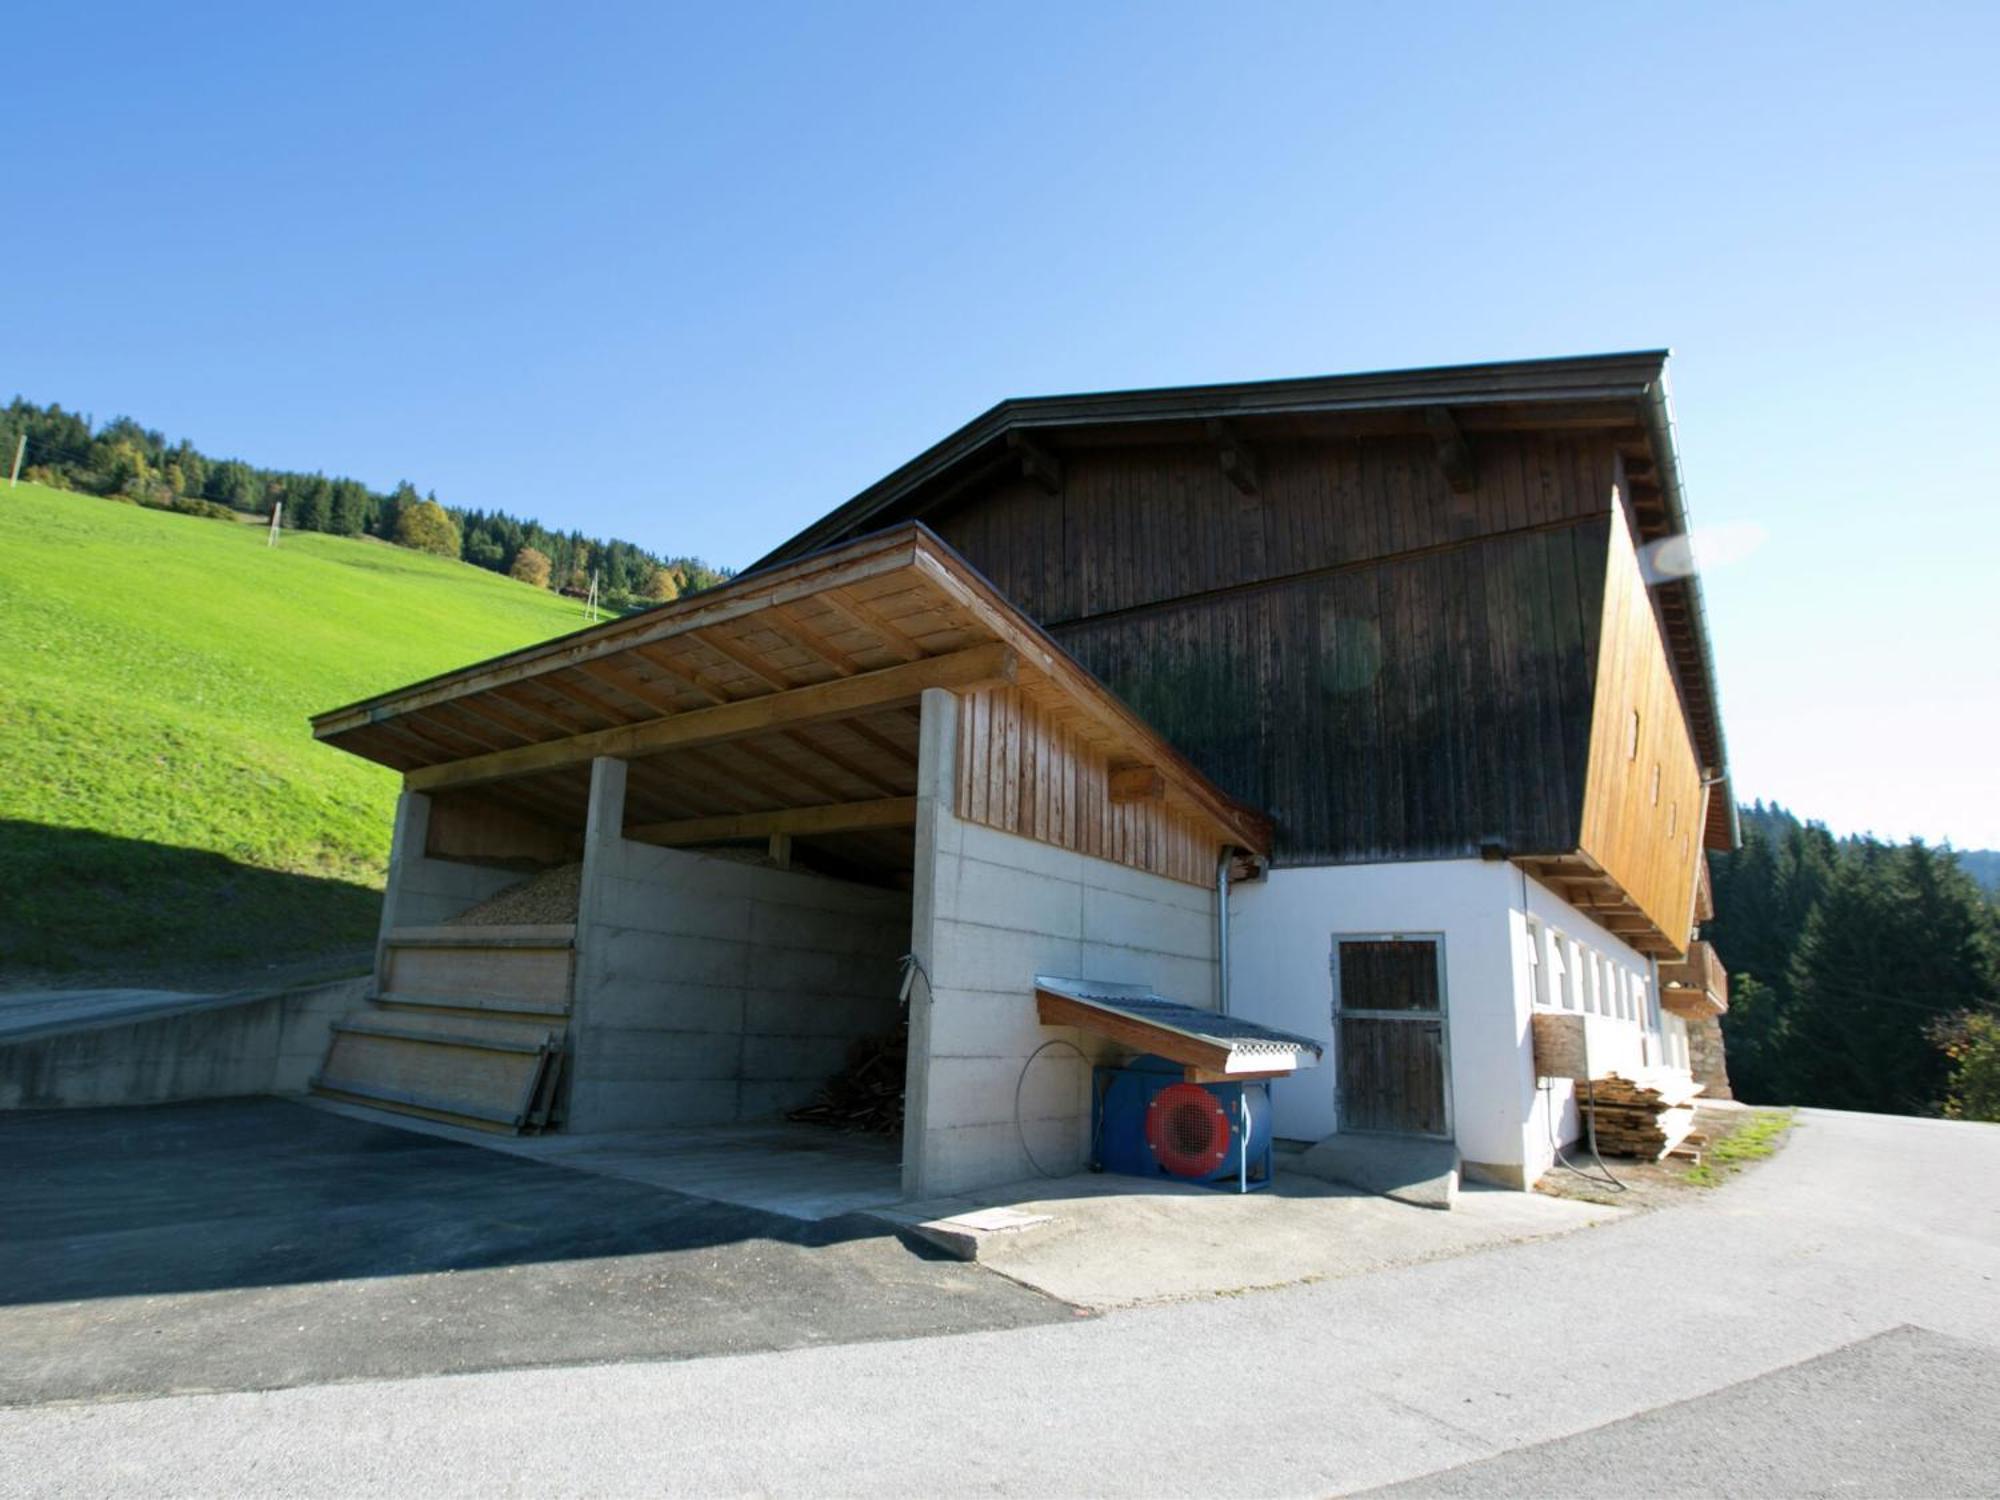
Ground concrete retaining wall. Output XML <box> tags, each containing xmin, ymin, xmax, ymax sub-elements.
<box><xmin>0</xmin><ymin>976</ymin><xmax>369</xmax><ymax>1110</ymax></box>
<box><xmin>903</xmin><ymin>690</ymin><xmax>1220</xmax><ymax>1199</ymax></box>
<box><xmin>378</xmin><ymin>791</ymin><xmax>525</xmax><ymax>935</ymax></box>
<box><xmin>566</xmin><ymin>758</ymin><xmax>910</xmax><ymax>1133</ymax></box>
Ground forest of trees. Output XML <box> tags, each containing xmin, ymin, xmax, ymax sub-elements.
<box><xmin>2</xmin><ymin>397</ymin><xmax>729</xmax><ymax>610</ymax></box>
<box><xmin>1706</xmin><ymin>802</ymin><xmax>2000</xmax><ymax>1119</ymax></box>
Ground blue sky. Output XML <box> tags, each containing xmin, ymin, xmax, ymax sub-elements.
<box><xmin>8</xmin><ymin>3</ymin><xmax>1997</xmax><ymax>845</ymax></box>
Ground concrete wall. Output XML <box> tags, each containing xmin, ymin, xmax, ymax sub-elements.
<box><xmin>1228</xmin><ymin>858</ymin><xmax>1662</xmax><ymax>1188</ymax></box>
<box><xmin>0</xmin><ymin>977</ymin><xmax>368</xmax><ymax>1110</ymax></box>
<box><xmin>903</xmin><ymin>690</ymin><xmax>1221</xmax><ymax>1199</ymax></box>
<box><xmin>379</xmin><ymin>791</ymin><xmax>524</xmax><ymax>935</ymax></box>
<box><xmin>566</xmin><ymin>758</ymin><xmax>911</xmax><ymax>1133</ymax></box>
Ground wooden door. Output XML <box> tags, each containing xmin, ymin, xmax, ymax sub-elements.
<box><xmin>1333</xmin><ymin>936</ymin><xmax>1450</xmax><ymax>1138</ymax></box>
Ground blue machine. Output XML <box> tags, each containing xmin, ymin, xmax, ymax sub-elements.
<box><xmin>1092</xmin><ymin>1054</ymin><xmax>1275</xmax><ymax>1193</ymax></box>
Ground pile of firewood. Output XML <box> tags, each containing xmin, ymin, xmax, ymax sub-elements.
<box><xmin>1581</xmin><ymin>1071</ymin><xmax>1705</xmax><ymax>1160</ymax></box>
<box><xmin>787</xmin><ymin>1028</ymin><xmax>907</xmax><ymax>1136</ymax></box>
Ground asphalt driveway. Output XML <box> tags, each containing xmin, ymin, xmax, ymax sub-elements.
<box><xmin>5</xmin><ymin>1104</ymin><xmax>1997</xmax><ymax>1497</ymax></box>
<box><xmin>5</xmin><ymin>1106</ymin><xmax>1992</xmax><ymax>1496</ymax></box>
<box><xmin>0</xmin><ymin>1098</ymin><xmax>1067</xmax><ymax>1406</ymax></box>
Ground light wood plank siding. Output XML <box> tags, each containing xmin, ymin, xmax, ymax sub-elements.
<box><xmin>954</xmin><ymin>685</ymin><xmax>1224</xmax><ymax>886</ymax></box>
<box><xmin>1577</xmin><ymin>497</ymin><xmax>1707</xmax><ymax>951</ymax></box>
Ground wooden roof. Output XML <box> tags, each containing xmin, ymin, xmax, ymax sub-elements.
<box><xmin>746</xmin><ymin>351</ymin><xmax>1735</xmax><ymax>851</ymax></box>
<box><xmin>313</xmin><ymin>524</ymin><xmax>1271</xmax><ymax>876</ymax></box>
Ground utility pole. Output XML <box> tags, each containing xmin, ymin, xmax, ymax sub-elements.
<box><xmin>267</xmin><ymin>502</ymin><xmax>283</xmax><ymax>547</ymax></box>
<box><xmin>584</xmin><ymin>568</ymin><xmax>601</xmax><ymax>622</ymax></box>
<box><xmin>8</xmin><ymin>433</ymin><xmax>23</xmax><ymax>488</ymax></box>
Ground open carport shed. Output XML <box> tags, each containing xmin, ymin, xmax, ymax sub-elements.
<box><xmin>310</xmin><ymin>523</ymin><xmax>1270</xmax><ymax>1201</ymax></box>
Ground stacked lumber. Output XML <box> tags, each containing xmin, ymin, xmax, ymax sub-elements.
<box><xmin>1582</xmin><ymin>1070</ymin><xmax>1705</xmax><ymax>1160</ymax></box>
<box><xmin>788</xmin><ymin>1028</ymin><xmax>907</xmax><ymax>1136</ymax></box>
<box><xmin>313</xmin><ymin>924</ymin><xmax>575</xmax><ymax>1134</ymax></box>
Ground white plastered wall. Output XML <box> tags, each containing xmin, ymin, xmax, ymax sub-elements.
<box><xmin>902</xmin><ymin>689</ymin><xmax>1220</xmax><ymax>1200</ymax></box>
<box><xmin>1228</xmin><ymin>857</ymin><xmax>1662</xmax><ymax>1187</ymax></box>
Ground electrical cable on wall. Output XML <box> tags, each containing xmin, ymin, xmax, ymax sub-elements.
<box><xmin>1015</xmin><ymin>1037</ymin><xmax>1094</xmax><ymax>1178</ymax></box>
<box><xmin>1524</xmin><ymin>857</ymin><xmax>1623</xmax><ymax>1191</ymax></box>
<box><xmin>1543</xmin><ymin>1073</ymin><xmax>1625</xmax><ymax>1193</ymax></box>
<box><xmin>896</xmin><ymin>952</ymin><xmax>931</xmax><ymax>1010</ymax></box>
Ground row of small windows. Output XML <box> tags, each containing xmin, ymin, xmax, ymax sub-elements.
<box><xmin>1523</xmin><ymin>917</ymin><xmax>1654</xmax><ymax>1028</ymax></box>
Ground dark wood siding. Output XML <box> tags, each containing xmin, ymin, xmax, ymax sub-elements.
<box><xmin>1049</xmin><ymin>517</ymin><xmax>1609</xmax><ymax>864</ymax></box>
<box><xmin>933</xmin><ymin>432</ymin><xmax>1614</xmax><ymax>625</ymax></box>
<box><xmin>908</xmin><ymin>431</ymin><xmax>1620</xmax><ymax>865</ymax></box>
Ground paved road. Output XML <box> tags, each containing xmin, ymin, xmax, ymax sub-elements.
<box><xmin>4</xmin><ymin>1108</ymin><xmax>1996</xmax><ymax>1497</ymax></box>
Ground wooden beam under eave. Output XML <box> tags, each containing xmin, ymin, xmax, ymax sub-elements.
<box><xmin>1007</xmin><ymin>430</ymin><xmax>1063</xmax><ymax>495</ymax></box>
<box><xmin>1205</xmin><ymin>419</ymin><xmax>1259</xmax><ymax>495</ymax></box>
<box><xmin>627</xmin><ymin>796</ymin><xmax>918</xmax><ymax>848</ymax></box>
<box><xmin>403</xmin><ymin>643</ymin><xmax>1019</xmax><ymax>795</ymax></box>
<box><xmin>1424</xmin><ymin>405</ymin><xmax>1478</xmax><ymax>494</ymax></box>
<box><xmin>1108</xmin><ymin>765</ymin><xmax>1166</xmax><ymax>803</ymax></box>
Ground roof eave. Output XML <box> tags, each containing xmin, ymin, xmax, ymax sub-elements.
<box><xmin>1637</xmin><ymin>371</ymin><xmax>1739</xmax><ymax>851</ymax></box>
<box><xmin>748</xmin><ymin>350</ymin><xmax>1673</xmax><ymax>574</ymax></box>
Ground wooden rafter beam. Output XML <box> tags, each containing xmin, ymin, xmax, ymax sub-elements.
<box><xmin>1007</xmin><ymin>430</ymin><xmax>1063</xmax><ymax>495</ymax></box>
<box><xmin>762</xmin><ymin>602</ymin><xmax>864</xmax><ymax>676</ymax></box>
<box><xmin>1108</xmin><ymin>764</ymin><xmax>1166</xmax><ymax>803</ymax></box>
<box><xmin>1205</xmin><ymin>419</ymin><xmax>1259</xmax><ymax>495</ymax></box>
<box><xmin>1424</xmin><ymin>406</ymin><xmax>1478</xmax><ymax>494</ymax></box>
<box><xmin>819</xmin><ymin>587</ymin><xmax>927</xmax><ymax>662</ymax></box>
<box><xmin>627</xmin><ymin>796</ymin><xmax>918</xmax><ymax>847</ymax></box>
<box><xmin>404</xmin><ymin>643</ymin><xmax>1019</xmax><ymax>794</ymax></box>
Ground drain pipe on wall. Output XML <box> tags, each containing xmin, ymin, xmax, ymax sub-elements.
<box><xmin>1216</xmin><ymin>850</ymin><xmax>1232</xmax><ymax>1017</ymax></box>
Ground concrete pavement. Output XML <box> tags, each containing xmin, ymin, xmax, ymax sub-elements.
<box><xmin>877</xmin><ymin>1167</ymin><xmax>1622</xmax><ymax>1307</ymax></box>
<box><xmin>3</xmin><ymin>1108</ymin><xmax>1996</xmax><ymax>1496</ymax></box>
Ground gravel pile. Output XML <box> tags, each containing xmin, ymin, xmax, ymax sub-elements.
<box><xmin>448</xmin><ymin>863</ymin><xmax>583</xmax><ymax>926</ymax></box>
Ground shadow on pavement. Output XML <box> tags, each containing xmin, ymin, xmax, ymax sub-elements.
<box><xmin>0</xmin><ymin>1098</ymin><xmax>1068</xmax><ymax>1405</ymax></box>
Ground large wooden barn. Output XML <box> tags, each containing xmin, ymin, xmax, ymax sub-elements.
<box><xmin>308</xmin><ymin>350</ymin><xmax>1733</xmax><ymax>1198</ymax></box>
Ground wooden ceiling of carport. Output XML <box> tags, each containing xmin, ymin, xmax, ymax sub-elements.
<box><xmin>311</xmin><ymin>523</ymin><xmax>1272</xmax><ymax>880</ymax></box>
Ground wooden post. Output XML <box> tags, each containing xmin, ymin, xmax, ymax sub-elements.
<box><xmin>267</xmin><ymin>502</ymin><xmax>283</xmax><ymax>546</ymax></box>
<box><xmin>8</xmin><ymin>433</ymin><xmax>23</xmax><ymax>488</ymax></box>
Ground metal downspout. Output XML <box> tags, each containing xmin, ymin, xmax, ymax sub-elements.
<box><xmin>1217</xmin><ymin>852</ymin><xmax>1232</xmax><ymax>1016</ymax></box>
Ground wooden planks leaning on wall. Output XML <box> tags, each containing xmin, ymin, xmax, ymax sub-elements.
<box><xmin>954</xmin><ymin>685</ymin><xmax>1224</xmax><ymax>886</ymax></box>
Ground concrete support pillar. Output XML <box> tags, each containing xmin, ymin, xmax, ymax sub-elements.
<box><xmin>571</xmin><ymin>756</ymin><xmax>629</xmax><ymax>1034</ymax></box>
<box><xmin>375</xmin><ymin>788</ymin><xmax>433</xmax><ymax>985</ymax></box>
<box><xmin>902</xmin><ymin>687</ymin><xmax>960</xmax><ymax>1199</ymax></box>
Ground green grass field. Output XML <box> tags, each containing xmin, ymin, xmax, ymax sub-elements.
<box><xmin>0</xmin><ymin>482</ymin><xmax>603</xmax><ymax>980</ymax></box>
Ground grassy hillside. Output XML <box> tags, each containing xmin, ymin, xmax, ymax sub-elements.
<box><xmin>0</xmin><ymin>482</ymin><xmax>603</xmax><ymax>980</ymax></box>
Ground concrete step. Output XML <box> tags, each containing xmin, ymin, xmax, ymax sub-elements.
<box><xmin>384</xmin><ymin>924</ymin><xmax>575</xmax><ymax>949</ymax></box>
<box><xmin>333</xmin><ymin>1012</ymin><xmax>560</xmax><ymax>1052</ymax></box>
<box><xmin>373</xmin><ymin>990</ymin><xmax>572</xmax><ymax>1024</ymax></box>
<box><xmin>380</xmin><ymin>940</ymin><xmax>575</xmax><ymax>1012</ymax></box>
<box><xmin>1291</xmin><ymin>1133</ymin><xmax>1460</xmax><ymax>1209</ymax></box>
